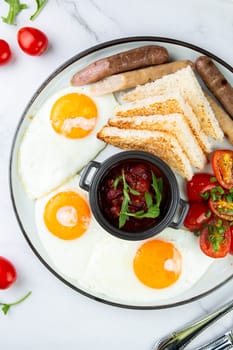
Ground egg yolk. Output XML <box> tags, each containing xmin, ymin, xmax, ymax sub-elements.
<box><xmin>44</xmin><ymin>191</ymin><xmax>91</xmax><ymax>240</ymax></box>
<box><xmin>133</xmin><ymin>239</ymin><xmax>182</xmax><ymax>289</ymax></box>
<box><xmin>50</xmin><ymin>93</ymin><xmax>98</xmax><ymax>139</ymax></box>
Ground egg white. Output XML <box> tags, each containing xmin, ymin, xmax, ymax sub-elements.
<box><xmin>35</xmin><ymin>175</ymin><xmax>214</xmax><ymax>304</ymax></box>
<box><xmin>18</xmin><ymin>86</ymin><xmax>118</xmax><ymax>199</ymax></box>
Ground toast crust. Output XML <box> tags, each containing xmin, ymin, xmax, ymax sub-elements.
<box><xmin>97</xmin><ymin>127</ymin><xmax>193</xmax><ymax>180</ymax></box>
<box><xmin>123</xmin><ymin>66</ymin><xmax>223</xmax><ymax>140</ymax></box>
<box><xmin>108</xmin><ymin>114</ymin><xmax>206</xmax><ymax>169</ymax></box>
<box><xmin>115</xmin><ymin>97</ymin><xmax>211</xmax><ymax>153</ymax></box>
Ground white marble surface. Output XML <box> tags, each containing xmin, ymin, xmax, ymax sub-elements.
<box><xmin>1</xmin><ymin>0</ymin><xmax>233</xmax><ymax>349</ymax></box>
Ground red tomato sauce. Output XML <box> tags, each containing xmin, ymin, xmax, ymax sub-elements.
<box><xmin>98</xmin><ymin>160</ymin><xmax>169</xmax><ymax>232</ymax></box>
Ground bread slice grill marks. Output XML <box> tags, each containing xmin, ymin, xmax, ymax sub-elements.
<box><xmin>97</xmin><ymin>127</ymin><xmax>193</xmax><ymax>180</ymax></box>
<box><xmin>114</xmin><ymin>94</ymin><xmax>211</xmax><ymax>154</ymax></box>
<box><xmin>108</xmin><ymin>114</ymin><xmax>206</xmax><ymax>170</ymax></box>
<box><xmin>123</xmin><ymin>66</ymin><xmax>224</xmax><ymax>141</ymax></box>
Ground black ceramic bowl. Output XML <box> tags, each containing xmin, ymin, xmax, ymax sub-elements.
<box><xmin>79</xmin><ymin>151</ymin><xmax>189</xmax><ymax>241</ymax></box>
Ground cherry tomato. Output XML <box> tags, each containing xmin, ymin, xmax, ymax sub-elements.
<box><xmin>199</xmin><ymin>218</ymin><xmax>231</xmax><ymax>258</ymax></box>
<box><xmin>0</xmin><ymin>256</ymin><xmax>17</xmax><ymax>289</ymax></box>
<box><xmin>212</xmin><ymin>150</ymin><xmax>233</xmax><ymax>189</ymax></box>
<box><xmin>17</xmin><ymin>27</ymin><xmax>48</xmax><ymax>56</ymax></box>
<box><xmin>184</xmin><ymin>201</ymin><xmax>211</xmax><ymax>231</ymax></box>
<box><xmin>0</xmin><ymin>39</ymin><xmax>12</xmax><ymax>65</ymax></box>
<box><xmin>186</xmin><ymin>173</ymin><xmax>218</xmax><ymax>201</ymax></box>
<box><xmin>209</xmin><ymin>198</ymin><xmax>233</xmax><ymax>221</ymax></box>
<box><xmin>229</xmin><ymin>226</ymin><xmax>233</xmax><ymax>255</ymax></box>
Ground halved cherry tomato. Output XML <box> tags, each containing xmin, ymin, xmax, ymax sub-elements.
<box><xmin>209</xmin><ymin>198</ymin><xmax>233</xmax><ymax>221</ymax></box>
<box><xmin>17</xmin><ymin>27</ymin><xmax>48</xmax><ymax>56</ymax></box>
<box><xmin>229</xmin><ymin>226</ymin><xmax>233</xmax><ymax>255</ymax></box>
<box><xmin>0</xmin><ymin>39</ymin><xmax>12</xmax><ymax>65</ymax></box>
<box><xmin>212</xmin><ymin>150</ymin><xmax>233</xmax><ymax>189</ymax></box>
<box><xmin>0</xmin><ymin>256</ymin><xmax>17</xmax><ymax>289</ymax></box>
<box><xmin>184</xmin><ymin>201</ymin><xmax>211</xmax><ymax>231</ymax></box>
<box><xmin>199</xmin><ymin>218</ymin><xmax>231</xmax><ymax>258</ymax></box>
<box><xmin>186</xmin><ymin>173</ymin><xmax>218</xmax><ymax>201</ymax></box>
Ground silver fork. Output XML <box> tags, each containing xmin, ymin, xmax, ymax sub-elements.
<box><xmin>197</xmin><ymin>329</ymin><xmax>233</xmax><ymax>350</ymax></box>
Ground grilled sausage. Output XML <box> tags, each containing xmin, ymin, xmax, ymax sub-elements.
<box><xmin>195</xmin><ymin>56</ymin><xmax>233</xmax><ymax>118</ymax></box>
<box><xmin>71</xmin><ymin>45</ymin><xmax>169</xmax><ymax>86</ymax></box>
<box><xmin>204</xmin><ymin>91</ymin><xmax>233</xmax><ymax>145</ymax></box>
<box><xmin>90</xmin><ymin>60</ymin><xmax>193</xmax><ymax>96</ymax></box>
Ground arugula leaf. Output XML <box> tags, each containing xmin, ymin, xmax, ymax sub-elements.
<box><xmin>151</xmin><ymin>171</ymin><xmax>163</xmax><ymax>206</ymax></box>
<box><xmin>0</xmin><ymin>291</ymin><xmax>32</xmax><ymax>315</ymax></box>
<box><xmin>30</xmin><ymin>0</ymin><xmax>47</xmax><ymax>21</ymax></box>
<box><xmin>129</xmin><ymin>187</ymin><xmax>140</xmax><ymax>196</ymax></box>
<box><xmin>113</xmin><ymin>175</ymin><xmax>123</xmax><ymax>190</ymax></box>
<box><xmin>2</xmin><ymin>0</ymin><xmax>27</xmax><ymax>25</ymax></box>
<box><xmin>145</xmin><ymin>192</ymin><xmax>153</xmax><ymax>208</ymax></box>
<box><xmin>114</xmin><ymin>169</ymin><xmax>163</xmax><ymax>228</ymax></box>
<box><xmin>119</xmin><ymin>192</ymin><xmax>129</xmax><ymax>228</ymax></box>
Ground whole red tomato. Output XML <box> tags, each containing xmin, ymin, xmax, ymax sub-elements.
<box><xmin>0</xmin><ymin>256</ymin><xmax>17</xmax><ymax>289</ymax></box>
<box><xmin>184</xmin><ymin>201</ymin><xmax>211</xmax><ymax>231</ymax></box>
<box><xmin>17</xmin><ymin>27</ymin><xmax>48</xmax><ymax>56</ymax></box>
<box><xmin>186</xmin><ymin>173</ymin><xmax>218</xmax><ymax>201</ymax></box>
<box><xmin>0</xmin><ymin>39</ymin><xmax>12</xmax><ymax>65</ymax></box>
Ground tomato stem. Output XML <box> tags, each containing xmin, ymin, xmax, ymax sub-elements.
<box><xmin>0</xmin><ymin>291</ymin><xmax>32</xmax><ymax>315</ymax></box>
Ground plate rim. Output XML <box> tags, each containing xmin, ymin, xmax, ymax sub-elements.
<box><xmin>9</xmin><ymin>35</ymin><xmax>233</xmax><ymax>310</ymax></box>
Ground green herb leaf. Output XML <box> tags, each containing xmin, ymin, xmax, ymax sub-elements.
<box><xmin>205</xmin><ymin>209</ymin><xmax>212</xmax><ymax>218</ymax></box>
<box><xmin>151</xmin><ymin>171</ymin><xmax>163</xmax><ymax>206</ymax></box>
<box><xmin>193</xmin><ymin>229</ymin><xmax>201</xmax><ymax>237</ymax></box>
<box><xmin>210</xmin><ymin>177</ymin><xmax>217</xmax><ymax>183</ymax></box>
<box><xmin>2</xmin><ymin>0</ymin><xmax>27</xmax><ymax>25</ymax></box>
<box><xmin>30</xmin><ymin>0</ymin><xmax>47</xmax><ymax>20</ymax></box>
<box><xmin>0</xmin><ymin>291</ymin><xmax>32</xmax><ymax>315</ymax></box>
<box><xmin>225</xmin><ymin>194</ymin><xmax>233</xmax><ymax>203</ymax></box>
<box><xmin>116</xmin><ymin>169</ymin><xmax>163</xmax><ymax>228</ymax></box>
<box><xmin>200</xmin><ymin>192</ymin><xmax>210</xmax><ymax>200</ymax></box>
<box><xmin>145</xmin><ymin>192</ymin><xmax>153</xmax><ymax>208</ymax></box>
<box><xmin>119</xmin><ymin>212</ymin><xmax>128</xmax><ymax>229</ymax></box>
<box><xmin>207</xmin><ymin>220</ymin><xmax>227</xmax><ymax>252</ymax></box>
<box><xmin>119</xmin><ymin>176</ymin><xmax>130</xmax><ymax>228</ymax></box>
<box><xmin>1</xmin><ymin>304</ymin><xmax>10</xmax><ymax>315</ymax></box>
<box><xmin>128</xmin><ymin>187</ymin><xmax>140</xmax><ymax>196</ymax></box>
<box><xmin>211</xmin><ymin>186</ymin><xmax>225</xmax><ymax>195</ymax></box>
<box><xmin>113</xmin><ymin>175</ymin><xmax>122</xmax><ymax>190</ymax></box>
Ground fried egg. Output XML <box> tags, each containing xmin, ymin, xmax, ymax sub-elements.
<box><xmin>35</xmin><ymin>175</ymin><xmax>214</xmax><ymax>304</ymax></box>
<box><xmin>18</xmin><ymin>86</ymin><xmax>118</xmax><ymax>199</ymax></box>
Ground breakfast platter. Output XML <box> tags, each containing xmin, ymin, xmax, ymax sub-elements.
<box><xmin>9</xmin><ymin>37</ymin><xmax>233</xmax><ymax>309</ymax></box>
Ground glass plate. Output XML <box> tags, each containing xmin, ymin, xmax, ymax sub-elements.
<box><xmin>9</xmin><ymin>36</ymin><xmax>233</xmax><ymax>309</ymax></box>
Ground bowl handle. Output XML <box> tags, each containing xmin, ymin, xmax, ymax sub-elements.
<box><xmin>169</xmin><ymin>199</ymin><xmax>189</xmax><ymax>229</ymax></box>
<box><xmin>79</xmin><ymin>161</ymin><xmax>101</xmax><ymax>192</ymax></box>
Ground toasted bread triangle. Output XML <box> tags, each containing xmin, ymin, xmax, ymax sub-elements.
<box><xmin>115</xmin><ymin>93</ymin><xmax>211</xmax><ymax>153</ymax></box>
<box><xmin>123</xmin><ymin>66</ymin><xmax>223</xmax><ymax>140</ymax></box>
<box><xmin>108</xmin><ymin>114</ymin><xmax>206</xmax><ymax>169</ymax></box>
<box><xmin>97</xmin><ymin>126</ymin><xmax>193</xmax><ymax>180</ymax></box>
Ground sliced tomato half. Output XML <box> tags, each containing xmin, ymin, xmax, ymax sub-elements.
<box><xmin>199</xmin><ymin>218</ymin><xmax>231</xmax><ymax>258</ymax></box>
<box><xmin>209</xmin><ymin>198</ymin><xmax>233</xmax><ymax>221</ymax></box>
<box><xmin>212</xmin><ymin>150</ymin><xmax>233</xmax><ymax>189</ymax></box>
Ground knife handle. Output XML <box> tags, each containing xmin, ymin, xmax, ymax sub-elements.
<box><xmin>154</xmin><ymin>299</ymin><xmax>233</xmax><ymax>350</ymax></box>
<box><xmin>197</xmin><ymin>332</ymin><xmax>233</xmax><ymax>350</ymax></box>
